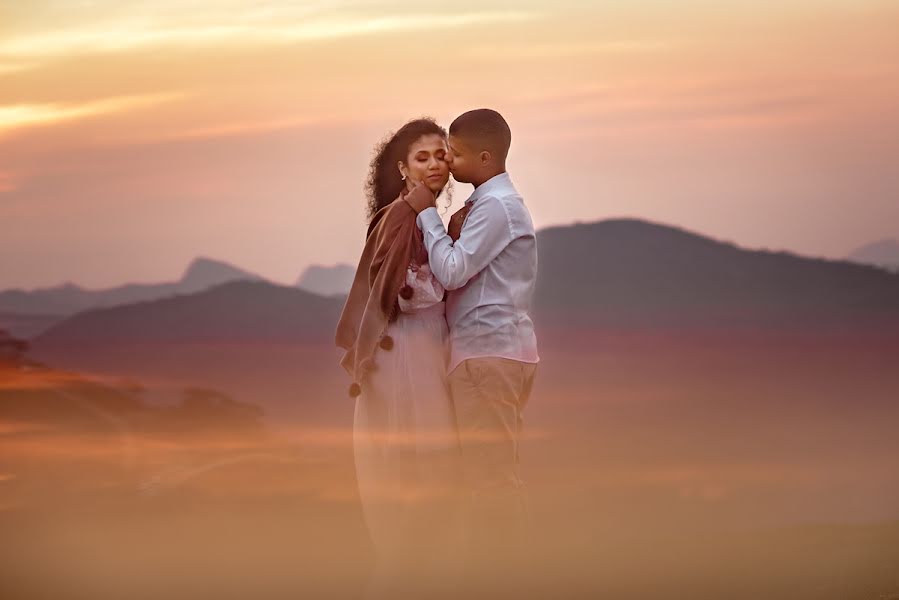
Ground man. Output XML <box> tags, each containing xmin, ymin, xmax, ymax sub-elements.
<box><xmin>403</xmin><ymin>108</ymin><xmax>539</xmax><ymax>568</ymax></box>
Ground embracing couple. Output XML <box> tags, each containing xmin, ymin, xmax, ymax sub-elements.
<box><xmin>336</xmin><ymin>108</ymin><xmax>538</xmax><ymax>596</ymax></box>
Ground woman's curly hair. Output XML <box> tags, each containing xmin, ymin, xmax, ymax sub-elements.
<box><xmin>364</xmin><ymin>117</ymin><xmax>452</xmax><ymax>223</ymax></box>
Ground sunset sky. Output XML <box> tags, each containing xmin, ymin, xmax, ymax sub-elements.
<box><xmin>2</xmin><ymin>0</ymin><xmax>897</xmax><ymax>290</ymax></box>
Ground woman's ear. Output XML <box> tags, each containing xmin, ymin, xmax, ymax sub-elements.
<box><xmin>397</xmin><ymin>160</ymin><xmax>407</xmax><ymax>179</ymax></box>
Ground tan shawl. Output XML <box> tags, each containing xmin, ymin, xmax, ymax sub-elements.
<box><xmin>334</xmin><ymin>189</ymin><xmax>429</xmax><ymax>397</ymax></box>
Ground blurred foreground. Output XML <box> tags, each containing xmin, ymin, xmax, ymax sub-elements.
<box><xmin>2</xmin><ymin>329</ymin><xmax>899</xmax><ymax>599</ymax></box>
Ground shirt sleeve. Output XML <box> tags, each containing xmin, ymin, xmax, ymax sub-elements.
<box><xmin>416</xmin><ymin>198</ymin><xmax>513</xmax><ymax>290</ymax></box>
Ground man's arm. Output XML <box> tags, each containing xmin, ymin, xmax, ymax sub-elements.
<box><xmin>416</xmin><ymin>198</ymin><xmax>512</xmax><ymax>290</ymax></box>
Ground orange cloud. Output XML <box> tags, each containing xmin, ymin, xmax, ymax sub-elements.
<box><xmin>462</xmin><ymin>39</ymin><xmax>675</xmax><ymax>59</ymax></box>
<box><xmin>0</xmin><ymin>61</ymin><xmax>36</xmax><ymax>75</ymax></box>
<box><xmin>0</xmin><ymin>92</ymin><xmax>185</xmax><ymax>136</ymax></box>
<box><xmin>0</xmin><ymin>10</ymin><xmax>536</xmax><ymax>60</ymax></box>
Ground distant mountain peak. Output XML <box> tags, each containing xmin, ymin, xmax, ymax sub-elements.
<box><xmin>848</xmin><ymin>238</ymin><xmax>899</xmax><ymax>272</ymax></box>
<box><xmin>540</xmin><ymin>217</ymin><xmax>745</xmax><ymax>255</ymax></box>
<box><xmin>295</xmin><ymin>263</ymin><xmax>355</xmax><ymax>297</ymax></box>
<box><xmin>547</xmin><ymin>217</ymin><xmax>712</xmax><ymax>238</ymax></box>
<box><xmin>851</xmin><ymin>238</ymin><xmax>899</xmax><ymax>252</ymax></box>
<box><xmin>179</xmin><ymin>257</ymin><xmax>264</xmax><ymax>290</ymax></box>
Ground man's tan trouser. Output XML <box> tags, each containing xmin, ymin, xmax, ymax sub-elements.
<box><xmin>447</xmin><ymin>356</ymin><xmax>538</xmax><ymax>569</ymax></box>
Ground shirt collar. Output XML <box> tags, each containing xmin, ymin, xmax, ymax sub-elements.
<box><xmin>465</xmin><ymin>171</ymin><xmax>512</xmax><ymax>207</ymax></box>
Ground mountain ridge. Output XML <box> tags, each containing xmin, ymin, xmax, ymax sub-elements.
<box><xmin>0</xmin><ymin>256</ymin><xmax>266</xmax><ymax>316</ymax></box>
<box><xmin>24</xmin><ymin>218</ymin><xmax>899</xmax><ymax>356</ymax></box>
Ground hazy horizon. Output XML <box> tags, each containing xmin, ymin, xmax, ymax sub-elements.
<box><xmin>2</xmin><ymin>215</ymin><xmax>897</xmax><ymax>293</ymax></box>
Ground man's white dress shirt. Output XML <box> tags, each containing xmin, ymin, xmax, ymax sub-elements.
<box><xmin>415</xmin><ymin>172</ymin><xmax>539</xmax><ymax>375</ymax></box>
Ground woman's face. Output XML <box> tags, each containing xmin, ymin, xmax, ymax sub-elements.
<box><xmin>399</xmin><ymin>134</ymin><xmax>449</xmax><ymax>193</ymax></box>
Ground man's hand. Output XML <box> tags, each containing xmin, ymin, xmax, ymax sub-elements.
<box><xmin>448</xmin><ymin>204</ymin><xmax>470</xmax><ymax>242</ymax></box>
<box><xmin>402</xmin><ymin>179</ymin><xmax>437</xmax><ymax>214</ymax></box>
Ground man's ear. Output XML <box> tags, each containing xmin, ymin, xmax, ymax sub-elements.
<box><xmin>480</xmin><ymin>150</ymin><xmax>492</xmax><ymax>165</ymax></box>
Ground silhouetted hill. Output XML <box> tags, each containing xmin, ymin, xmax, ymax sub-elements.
<box><xmin>0</xmin><ymin>329</ymin><xmax>29</xmax><ymax>364</ymax></box>
<box><xmin>848</xmin><ymin>238</ymin><xmax>899</xmax><ymax>272</ymax></box>
<box><xmin>0</xmin><ymin>311</ymin><xmax>64</xmax><ymax>339</ymax></box>
<box><xmin>0</xmin><ymin>257</ymin><xmax>265</xmax><ymax>316</ymax></box>
<box><xmin>295</xmin><ymin>264</ymin><xmax>355</xmax><ymax>296</ymax></box>
<box><xmin>534</xmin><ymin>219</ymin><xmax>899</xmax><ymax>330</ymax></box>
<box><xmin>26</xmin><ymin>219</ymin><xmax>899</xmax><ymax>352</ymax></box>
<box><xmin>28</xmin><ymin>280</ymin><xmax>343</xmax><ymax>352</ymax></box>
<box><xmin>0</xmin><ymin>361</ymin><xmax>266</xmax><ymax>435</ymax></box>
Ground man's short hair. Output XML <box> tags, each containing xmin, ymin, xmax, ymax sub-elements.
<box><xmin>449</xmin><ymin>108</ymin><xmax>511</xmax><ymax>163</ymax></box>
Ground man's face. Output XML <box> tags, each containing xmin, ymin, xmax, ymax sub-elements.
<box><xmin>446</xmin><ymin>134</ymin><xmax>477</xmax><ymax>184</ymax></box>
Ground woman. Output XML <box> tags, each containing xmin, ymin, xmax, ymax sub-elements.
<box><xmin>335</xmin><ymin>118</ymin><xmax>464</xmax><ymax>597</ymax></box>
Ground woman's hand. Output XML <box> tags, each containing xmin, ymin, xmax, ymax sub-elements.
<box><xmin>402</xmin><ymin>178</ymin><xmax>436</xmax><ymax>214</ymax></box>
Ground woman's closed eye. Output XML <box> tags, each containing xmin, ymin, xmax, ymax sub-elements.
<box><xmin>416</xmin><ymin>151</ymin><xmax>446</xmax><ymax>163</ymax></box>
